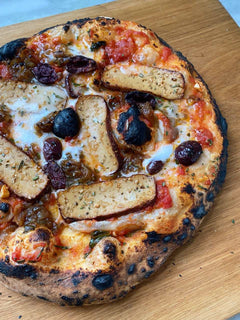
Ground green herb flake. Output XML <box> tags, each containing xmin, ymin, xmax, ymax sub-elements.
<box><xmin>208</xmin><ymin>139</ymin><xmax>213</xmax><ymax>146</ymax></box>
<box><xmin>53</xmin><ymin>93</ymin><xmax>64</xmax><ymax>99</ymax></box>
<box><xmin>18</xmin><ymin>160</ymin><xmax>24</xmax><ymax>171</ymax></box>
<box><xmin>54</xmin><ymin>245</ymin><xmax>70</xmax><ymax>250</ymax></box>
<box><xmin>232</xmin><ymin>219</ymin><xmax>235</xmax><ymax>224</ymax></box>
<box><xmin>33</xmin><ymin>175</ymin><xmax>39</xmax><ymax>181</ymax></box>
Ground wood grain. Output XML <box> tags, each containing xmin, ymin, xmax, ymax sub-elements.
<box><xmin>0</xmin><ymin>0</ymin><xmax>240</xmax><ymax>319</ymax></box>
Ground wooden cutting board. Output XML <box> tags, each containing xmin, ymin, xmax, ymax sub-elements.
<box><xmin>0</xmin><ymin>0</ymin><xmax>239</xmax><ymax>319</ymax></box>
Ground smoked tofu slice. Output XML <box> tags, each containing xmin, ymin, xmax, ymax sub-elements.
<box><xmin>0</xmin><ymin>136</ymin><xmax>48</xmax><ymax>199</ymax></box>
<box><xmin>76</xmin><ymin>95</ymin><xmax>120</xmax><ymax>176</ymax></box>
<box><xmin>102</xmin><ymin>64</ymin><xmax>185</xmax><ymax>100</ymax></box>
<box><xmin>58</xmin><ymin>174</ymin><xmax>156</xmax><ymax>221</ymax></box>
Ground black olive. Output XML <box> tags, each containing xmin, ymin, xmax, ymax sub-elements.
<box><xmin>0</xmin><ymin>202</ymin><xmax>10</xmax><ymax>213</ymax></box>
<box><xmin>43</xmin><ymin>137</ymin><xmax>62</xmax><ymax>161</ymax></box>
<box><xmin>32</xmin><ymin>63</ymin><xmax>58</xmax><ymax>85</ymax></box>
<box><xmin>175</xmin><ymin>140</ymin><xmax>202</xmax><ymax>166</ymax></box>
<box><xmin>125</xmin><ymin>91</ymin><xmax>156</xmax><ymax>108</ymax></box>
<box><xmin>123</xmin><ymin>118</ymin><xmax>151</xmax><ymax>146</ymax></box>
<box><xmin>147</xmin><ymin>160</ymin><xmax>164</xmax><ymax>175</ymax></box>
<box><xmin>53</xmin><ymin>108</ymin><xmax>80</xmax><ymax>139</ymax></box>
<box><xmin>66</xmin><ymin>55</ymin><xmax>97</xmax><ymax>74</ymax></box>
<box><xmin>43</xmin><ymin>161</ymin><xmax>66</xmax><ymax>190</ymax></box>
<box><xmin>117</xmin><ymin>105</ymin><xmax>140</xmax><ymax>133</ymax></box>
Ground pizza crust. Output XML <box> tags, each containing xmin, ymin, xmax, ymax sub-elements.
<box><xmin>0</xmin><ymin>17</ymin><xmax>228</xmax><ymax>305</ymax></box>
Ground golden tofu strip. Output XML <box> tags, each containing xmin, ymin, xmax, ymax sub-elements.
<box><xmin>102</xmin><ymin>64</ymin><xmax>185</xmax><ymax>100</ymax></box>
<box><xmin>0</xmin><ymin>136</ymin><xmax>48</xmax><ymax>199</ymax></box>
<box><xmin>76</xmin><ymin>95</ymin><xmax>120</xmax><ymax>176</ymax></box>
<box><xmin>58</xmin><ymin>174</ymin><xmax>156</xmax><ymax>221</ymax></box>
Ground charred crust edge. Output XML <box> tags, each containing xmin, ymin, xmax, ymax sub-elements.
<box><xmin>0</xmin><ymin>260</ymin><xmax>38</xmax><ymax>279</ymax></box>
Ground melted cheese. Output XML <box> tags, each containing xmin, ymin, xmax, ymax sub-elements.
<box><xmin>143</xmin><ymin>144</ymin><xmax>173</xmax><ymax>170</ymax></box>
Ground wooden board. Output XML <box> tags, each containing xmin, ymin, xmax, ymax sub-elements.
<box><xmin>0</xmin><ymin>0</ymin><xmax>239</xmax><ymax>319</ymax></box>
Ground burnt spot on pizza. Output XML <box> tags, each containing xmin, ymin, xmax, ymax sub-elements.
<box><xmin>72</xmin><ymin>270</ymin><xmax>80</xmax><ymax>277</ymax></box>
<box><xmin>90</xmin><ymin>41</ymin><xmax>106</xmax><ymax>51</ymax></box>
<box><xmin>177</xmin><ymin>232</ymin><xmax>188</xmax><ymax>242</ymax></box>
<box><xmin>147</xmin><ymin>256</ymin><xmax>155</xmax><ymax>268</ymax></box>
<box><xmin>75</xmin><ymin>298</ymin><xmax>84</xmax><ymax>306</ymax></box>
<box><xmin>72</xmin><ymin>290</ymin><xmax>79</xmax><ymax>294</ymax></box>
<box><xmin>72</xmin><ymin>277</ymin><xmax>81</xmax><ymax>287</ymax></box>
<box><xmin>162</xmin><ymin>235</ymin><xmax>172</xmax><ymax>243</ymax></box>
<box><xmin>63</xmin><ymin>24</ymin><xmax>70</xmax><ymax>32</ymax></box>
<box><xmin>206</xmin><ymin>191</ymin><xmax>214</xmax><ymax>202</ymax></box>
<box><xmin>182</xmin><ymin>217</ymin><xmax>191</xmax><ymax>225</ymax></box>
<box><xmin>144</xmin><ymin>271</ymin><xmax>154</xmax><ymax>279</ymax></box>
<box><xmin>103</xmin><ymin>241</ymin><xmax>116</xmax><ymax>260</ymax></box>
<box><xmin>128</xmin><ymin>263</ymin><xmax>136</xmax><ymax>275</ymax></box>
<box><xmin>49</xmin><ymin>268</ymin><xmax>59</xmax><ymax>274</ymax></box>
<box><xmin>190</xmin><ymin>224</ymin><xmax>196</xmax><ymax>231</ymax></box>
<box><xmin>191</xmin><ymin>200</ymin><xmax>207</xmax><ymax>219</ymax></box>
<box><xmin>61</xmin><ymin>295</ymin><xmax>75</xmax><ymax>305</ymax></box>
<box><xmin>145</xmin><ymin>231</ymin><xmax>161</xmax><ymax>244</ymax></box>
<box><xmin>217</xmin><ymin>112</ymin><xmax>228</xmax><ymax>136</ymax></box>
<box><xmin>71</xmin><ymin>270</ymin><xmax>82</xmax><ymax>286</ymax></box>
<box><xmin>162</xmin><ymin>247</ymin><xmax>168</xmax><ymax>253</ymax></box>
<box><xmin>119</xmin><ymin>290</ymin><xmax>128</xmax><ymax>298</ymax></box>
<box><xmin>182</xmin><ymin>183</ymin><xmax>195</xmax><ymax>194</ymax></box>
<box><xmin>37</xmin><ymin>295</ymin><xmax>50</xmax><ymax>302</ymax></box>
<box><xmin>141</xmin><ymin>267</ymin><xmax>146</xmax><ymax>273</ymax></box>
<box><xmin>92</xmin><ymin>274</ymin><xmax>114</xmax><ymax>291</ymax></box>
<box><xmin>72</xmin><ymin>18</ymin><xmax>91</xmax><ymax>29</ymax></box>
<box><xmin>0</xmin><ymin>38</ymin><xmax>27</xmax><ymax>61</ymax></box>
<box><xmin>0</xmin><ymin>260</ymin><xmax>37</xmax><ymax>280</ymax></box>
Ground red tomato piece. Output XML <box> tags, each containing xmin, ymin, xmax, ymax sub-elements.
<box><xmin>155</xmin><ymin>180</ymin><xmax>173</xmax><ymax>209</ymax></box>
<box><xmin>195</xmin><ymin>127</ymin><xmax>214</xmax><ymax>147</ymax></box>
<box><xmin>0</xmin><ymin>64</ymin><xmax>11</xmax><ymax>79</ymax></box>
<box><xmin>177</xmin><ymin>165</ymin><xmax>186</xmax><ymax>176</ymax></box>
<box><xmin>12</xmin><ymin>245</ymin><xmax>45</xmax><ymax>263</ymax></box>
<box><xmin>83</xmin><ymin>245</ymin><xmax>91</xmax><ymax>255</ymax></box>
<box><xmin>105</xmin><ymin>38</ymin><xmax>136</xmax><ymax>63</ymax></box>
<box><xmin>161</xmin><ymin>47</ymin><xmax>172</xmax><ymax>62</ymax></box>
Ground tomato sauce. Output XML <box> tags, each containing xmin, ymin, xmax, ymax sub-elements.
<box><xmin>155</xmin><ymin>180</ymin><xmax>173</xmax><ymax>209</ymax></box>
<box><xmin>177</xmin><ymin>165</ymin><xmax>186</xmax><ymax>176</ymax></box>
<box><xmin>0</xmin><ymin>64</ymin><xmax>11</xmax><ymax>79</ymax></box>
<box><xmin>105</xmin><ymin>28</ymin><xmax>150</xmax><ymax>64</ymax></box>
<box><xmin>195</xmin><ymin>127</ymin><xmax>214</xmax><ymax>147</ymax></box>
<box><xmin>161</xmin><ymin>47</ymin><xmax>172</xmax><ymax>62</ymax></box>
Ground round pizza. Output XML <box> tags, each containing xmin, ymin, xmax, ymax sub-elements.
<box><xmin>0</xmin><ymin>17</ymin><xmax>227</xmax><ymax>305</ymax></box>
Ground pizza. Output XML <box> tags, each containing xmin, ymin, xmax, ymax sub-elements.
<box><xmin>0</xmin><ymin>17</ymin><xmax>227</xmax><ymax>305</ymax></box>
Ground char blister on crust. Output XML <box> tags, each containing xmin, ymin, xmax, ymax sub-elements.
<box><xmin>0</xmin><ymin>16</ymin><xmax>228</xmax><ymax>305</ymax></box>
